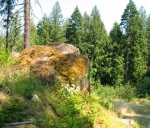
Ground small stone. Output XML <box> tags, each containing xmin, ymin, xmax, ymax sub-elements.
<box><xmin>31</xmin><ymin>94</ymin><xmax>39</xmax><ymax>102</ymax></box>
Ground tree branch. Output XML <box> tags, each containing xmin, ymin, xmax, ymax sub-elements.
<box><xmin>30</xmin><ymin>6</ymin><xmax>41</xmax><ymax>22</ymax></box>
<box><xmin>11</xmin><ymin>3</ymin><xmax>24</xmax><ymax>7</ymax></box>
<box><xmin>33</xmin><ymin>0</ymin><xmax>43</xmax><ymax>14</ymax></box>
<box><xmin>5</xmin><ymin>121</ymin><xmax>33</xmax><ymax>126</ymax></box>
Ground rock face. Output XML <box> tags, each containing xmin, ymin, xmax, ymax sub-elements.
<box><xmin>18</xmin><ymin>43</ymin><xmax>90</xmax><ymax>94</ymax></box>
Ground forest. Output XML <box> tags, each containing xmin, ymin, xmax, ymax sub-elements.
<box><xmin>0</xmin><ymin>0</ymin><xmax>150</xmax><ymax>127</ymax></box>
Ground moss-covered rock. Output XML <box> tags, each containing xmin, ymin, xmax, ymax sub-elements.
<box><xmin>18</xmin><ymin>43</ymin><xmax>90</xmax><ymax>94</ymax></box>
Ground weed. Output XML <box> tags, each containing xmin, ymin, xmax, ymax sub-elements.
<box><xmin>116</xmin><ymin>83</ymin><xmax>136</xmax><ymax>101</ymax></box>
<box><xmin>0</xmin><ymin>49</ymin><xmax>11</xmax><ymax>66</ymax></box>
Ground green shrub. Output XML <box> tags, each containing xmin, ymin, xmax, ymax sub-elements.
<box><xmin>53</xmin><ymin>92</ymin><xmax>94</xmax><ymax>128</ymax></box>
<box><xmin>0</xmin><ymin>101</ymin><xmax>28</xmax><ymax>127</ymax></box>
<box><xmin>115</xmin><ymin>83</ymin><xmax>136</xmax><ymax>101</ymax></box>
<box><xmin>137</xmin><ymin>77</ymin><xmax>150</xmax><ymax>97</ymax></box>
<box><xmin>0</xmin><ymin>49</ymin><xmax>11</xmax><ymax>66</ymax></box>
<box><xmin>94</xmin><ymin>84</ymin><xmax>117</xmax><ymax>99</ymax></box>
<box><xmin>94</xmin><ymin>82</ymin><xmax>136</xmax><ymax>102</ymax></box>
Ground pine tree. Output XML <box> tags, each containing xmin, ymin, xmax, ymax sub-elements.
<box><xmin>120</xmin><ymin>0</ymin><xmax>148</xmax><ymax>84</ymax></box>
<box><xmin>139</xmin><ymin>6</ymin><xmax>147</xmax><ymax>37</ymax></box>
<box><xmin>30</xmin><ymin>20</ymin><xmax>37</xmax><ymax>46</ymax></box>
<box><xmin>49</xmin><ymin>1</ymin><xmax>65</xmax><ymax>43</ymax></box>
<box><xmin>82</xmin><ymin>12</ymin><xmax>90</xmax><ymax>43</ymax></box>
<box><xmin>146</xmin><ymin>15</ymin><xmax>150</xmax><ymax>69</ymax></box>
<box><xmin>80</xmin><ymin>12</ymin><xmax>92</xmax><ymax>55</ymax></box>
<box><xmin>146</xmin><ymin>15</ymin><xmax>150</xmax><ymax>44</ymax></box>
<box><xmin>0</xmin><ymin>0</ymin><xmax>18</xmax><ymax>50</ymax></box>
<box><xmin>66</xmin><ymin>6</ymin><xmax>82</xmax><ymax>47</ymax></box>
<box><xmin>36</xmin><ymin>14</ymin><xmax>51</xmax><ymax>45</ymax></box>
<box><xmin>9</xmin><ymin>13</ymin><xmax>22</xmax><ymax>51</ymax></box>
<box><xmin>62</xmin><ymin>18</ymin><xmax>69</xmax><ymax>41</ymax></box>
<box><xmin>109</xmin><ymin>22</ymin><xmax>124</xmax><ymax>86</ymax></box>
<box><xmin>89</xmin><ymin>6</ymin><xmax>109</xmax><ymax>83</ymax></box>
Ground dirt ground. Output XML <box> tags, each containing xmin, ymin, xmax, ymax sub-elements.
<box><xmin>111</xmin><ymin>99</ymin><xmax>150</xmax><ymax>128</ymax></box>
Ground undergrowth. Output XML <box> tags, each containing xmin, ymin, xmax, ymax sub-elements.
<box><xmin>0</xmin><ymin>54</ymin><xmax>140</xmax><ymax>128</ymax></box>
<box><xmin>0</xmin><ymin>101</ymin><xmax>28</xmax><ymax>127</ymax></box>
<box><xmin>0</xmin><ymin>71</ymin><xmax>130</xmax><ymax>128</ymax></box>
<box><xmin>94</xmin><ymin>83</ymin><xmax>136</xmax><ymax>102</ymax></box>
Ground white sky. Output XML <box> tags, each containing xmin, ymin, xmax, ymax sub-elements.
<box><xmin>31</xmin><ymin>0</ymin><xmax>150</xmax><ymax>33</ymax></box>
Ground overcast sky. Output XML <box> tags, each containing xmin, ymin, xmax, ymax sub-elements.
<box><xmin>31</xmin><ymin>0</ymin><xmax>150</xmax><ymax>33</ymax></box>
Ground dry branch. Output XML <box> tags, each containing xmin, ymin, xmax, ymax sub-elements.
<box><xmin>5</xmin><ymin>121</ymin><xmax>33</xmax><ymax>126</ymax></box>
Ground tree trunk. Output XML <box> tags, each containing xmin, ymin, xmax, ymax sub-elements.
<box><xmin>24</xmin><ymin>0</ymin><xmax>30</xmax><ymax>49</ymax></box>
<box><xmin>5</xmin><ymin>1</ymin><xmax>11</xmax><ymax>51</ymax></box>
<box><xmin>125</xmin><ymin>53</ymin><xmax>129</xmax><ymax>83</ymax></box>
<box><xmin>6</xmin><ymin>19</ymin><xmax>9</xmax><ymax>50</ymax></box>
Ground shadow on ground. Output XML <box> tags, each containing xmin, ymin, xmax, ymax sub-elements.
<box><xmin>112</xmin><ymin>100</ymin><xmax>150</xmax><ymax>128</ymax></box>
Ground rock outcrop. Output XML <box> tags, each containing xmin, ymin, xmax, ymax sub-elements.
<box><xmin>18</xmin><ymin>43</ymin><xmax>90</xmax><ymax>94</ymax></box>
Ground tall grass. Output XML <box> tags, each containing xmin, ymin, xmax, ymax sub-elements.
<box><xmin>93</xmin><ymin>83</ymin><xmax>136</xmax><ymax>102</ymax></box>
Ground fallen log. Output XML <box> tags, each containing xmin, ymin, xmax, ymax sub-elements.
<box><xmin>5</xmin><ymin>121</ymin><xmax>33</xmax><ymax>126</ymax></box>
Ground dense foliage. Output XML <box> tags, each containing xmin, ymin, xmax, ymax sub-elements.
<box><xmin>1</xmin><ymin>1</ymin><xmax>150</xmax><ymax>127</ymax></box>
<box><xmin>0</xmin><ymin>0</ymin><xmax>150</xmax><ymax>96</ymax></box>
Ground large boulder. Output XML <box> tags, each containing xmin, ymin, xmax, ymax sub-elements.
<box><xmin>18</xmin><ymin>43</ymin><xmax>90</xmax><ymax>94</ymax></box>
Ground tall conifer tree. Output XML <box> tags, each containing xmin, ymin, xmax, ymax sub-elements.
<box><xmin>49</xmin><ymin>1</ymin><xmax>65</xmax><ymax>43</ymax></box>
<box><xmin>37</xmin><ymin>14</ymin><xmax>51</xmax><ymax>45</ymax></box>
<box><xmin>9</xmin><ymin>13</ymin><xmax>22</xmax><ymax>51</ymax></box>
<box><xmin>146</xmin><ymin>15</ymin><xmax>150</xmax><ymax>68</ymax></box>
<box><xmin>30</xmin><ymin>20</ymin><xmax>37</xmax><ymax>46</ymax></box>
<box><xmin>0</xmin><ymin>0</ymin><xmax>18</xmax><ymax>50</ymax></box>
<box><xmin>89</xmin><ymin>6</ymin><xmax>109</xmax><ymax>83</ymax></box>
<box><xmin>66</xmin><ymin>6</ymin><xmax>82</xmax><ymax>47</ymax></box>
<box><xmin>80</xmin><ymin>12</ymin><xmax>92</xmax><ymax>55</ymax></box>
<box><xmin>109</xmin><ymin>22</ymin><xmax>124</xmax><ymax>86</ymax></box>
<box><xmin>120</xmin><ymin>0</ymin><xmax>148</xmax><ymax>84</ymax></box>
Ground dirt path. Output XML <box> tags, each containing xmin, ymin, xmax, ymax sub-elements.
<box><xmin>111</xmin><ymin>99</ymin><xmax>150</xmax><ymax>128</ymax></box>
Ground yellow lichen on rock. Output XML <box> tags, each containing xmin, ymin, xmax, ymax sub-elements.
<box><xmin>17</xmin><ymin>43</ymin><xmax>90</xmax><ymax>93</ymax></box>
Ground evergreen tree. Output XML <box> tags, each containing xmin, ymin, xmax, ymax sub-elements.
<box><xmin>146</xmin><ymin>15</ymin><xmax>150</xmax><ymax>68</ymax></box>
<box><xmin>36</xmin><ymin>14</ymin><xmax>51</xmax><ymax>45</ymax></box>
<box><xmin>89</xmin><ymin>6</ymin><xmax>109</xmax><ymax>83</ymax></box>
<box><xmin>49</xmin><ymin>1</ymin><xmax>65</xmax><ymax>43</ymax></box>
<box><xmin>139</xmin><ymin>6</ymin><xmax>147</xmax><ymax>36</ymax></box>
<box><xmin>120</xmin><ymin>0</ymin><xmax>148</xmax><ymax>84</ymax></box>
<box><xmin>109</xmin><ymin>22</ymin><xmax>124</xmax><ymax>86</ymax></box>
<box><xmin>80</xmin><ymin>12</ymin><xmax>92</xmax><ymax>55</ymax></box>
<box><xmin>66</xmin><ymin>6</ymin><xmax>82</xmax><ymax>47</ymax></box>
<box><xmin>9</xmin><ymin>13</ymin><xmax>22</xmax><ymax>51</ymax></box>
<box><xmin>82</xmin><ymin>12</ymin><xmax>90</xmax><ymax>43</ymax></box>
<box><xmin>146</xmin><ymin>15</ymin><xmax>150</xmax><ymax>44</ymax></box>
<box><xmin>30</xmin><ymin>20</ymin><xmax>38</xmax><ymax>46</ymax></box>
<box><xmin>110</xmin><ymin>22</ymin><xmax>122</xmax><ymax>44</ymax></box>
<box><xmin>62</xmin><ymin>18</ymin><xmax>69</xmax><ymax>40</ymax></box>
<box><xmin>0</xmin><ymin>0</ymin><xmax>18</xmax><ymax>50</ymax></box>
